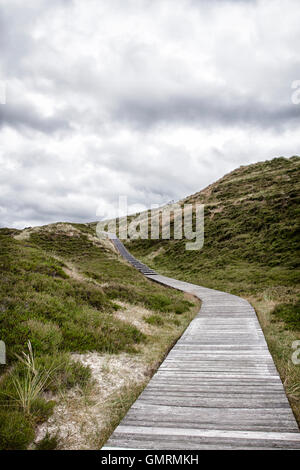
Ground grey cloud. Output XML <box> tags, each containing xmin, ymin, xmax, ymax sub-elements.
<box><xmin>0</xmin><ymin>102</ymin><xmax>70</xmax><ymax>133</ymax></box>
<box><xmin>0</xmin><ymin>0</ymin><xmax>300</xmax><ymax>228</ymax></box>
<box><xmin>112</xmin><ymin>89</ymin><xmax>300</xmax><ymax>131</ymax></box>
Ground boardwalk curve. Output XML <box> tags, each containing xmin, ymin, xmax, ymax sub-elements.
<box><xmin>104</xmin><ymin>236</ymin><xmax>300</xmax><ymax>450</ymax></box>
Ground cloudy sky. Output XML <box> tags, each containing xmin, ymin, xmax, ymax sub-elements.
<box><xmin>0</xmin><ymin>0</ymin><xmax>299</xmax><ymax>228</ymax></box>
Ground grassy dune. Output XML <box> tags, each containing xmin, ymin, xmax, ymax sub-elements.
<box><xmin>1</xmin><ymin>155</ymin><xmax>299</xmax><ymax>448</ymax></box>
<box><xmin>0</xmin><ymin>223</ymin><xmax>198</xmax><ymax>449</ymax></box>
<box><xmin>126</xmin><ymin>156</ymin><xmax>300</xmax><ymax>424</ymax></box>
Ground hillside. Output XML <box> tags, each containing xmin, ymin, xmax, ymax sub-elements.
<box><xmin>0</xmin><ymin>223</ymin><xmax>198</xmax><ymax>449</ymax></box>
<box><xmin>127</xmin><ymin>156</ymin><xmax>299</xmax><ymax>293</ymax></box>
<box><xmin>1</xmin><ymin>156</ymin><xmax>299</xmax><ymax>449</ymax></box>
<box><xmin>125</xmin><ymin>156</ymin><xmax>300</xmax><ymax>423</ymax></box>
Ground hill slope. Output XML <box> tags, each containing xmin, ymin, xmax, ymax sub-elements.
<box><xmin>125</xmin><ymin>156</ymin><xmax>300</xmax><ymax>424</ymax></box>
<box><xmin>0</xmin><ymin>223</ymin><xmax>198</xmax><ymax>449</ymax></box>
<box><xmin>127</xmin><ymin>156</ymin><xmax>299</xmax><ymax>296</ymax></box>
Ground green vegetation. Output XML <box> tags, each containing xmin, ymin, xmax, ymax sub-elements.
<box><xmin>3</xmin><ymin>155</ymin><xmax>297</xmax><ymax>446</ymax></box>
<box><xmin>144</xmin><ymin>314</ymin><xmax>165</xmax><ymax>326</ymax></box>
<box><xmin>0</xmin><ymin>343</ymin><xmax>91</xmax><ymax>449</ymax></box>
<box><xmin>126</xmin><ymin>156</ymin><xmax>300</xmax><ymax>424</ymax></box>
<box><xmin>0</xmin><ymin>409</ymin><xmax>35</xmax><ymax>450</ymax></box>
<box><xmin>35</xmin><ymin>432</ymin><xmax>59</xmax><ymax>450</ymax></box>
<box><xmin>0</xmin><ymin>226</ymin><xmax>190</xmax><ymax>361</ymax></box>
<box><xmin>0</xmin><ymin>232</ymin><xmax>142</xmax><ymax>359</ymax></box>
<box><xmin>128</xmin><ymin>156</ymin><xmax>300</xmax><ymax>297</ymax></box>
<box><xmin>272</xmin><ymin>300</ymin><xmax>300</xmax><ymax>331</ymax></box>
<box><xmin>0</xmin><ymin>222</ymin><xmax>195</xmax><ymax>449</ymax></box>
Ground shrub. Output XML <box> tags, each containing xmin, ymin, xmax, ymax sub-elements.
<box><xmin>5</xmin><ymin>342</ymin><xmax>59</xmax><ymax>414</ymax></box>
<box><xmin>61</xmin><ymin>316</ymin><xmax>145</xmax><ymax>354</ymax></box>
<box><xmin>0</xmin><ymin>409</ymin><xmax>34</xmax><ymax>450</ymax></box>
<box><xmin>35</xmin><ymin>432</ymin><xmax>59</xmax><ymax>450</ymax></box>
<box><xmin>30</xmin><ymin>397</ymin><xmax>56</xmax><ymax>423</ymax></box>
<box><xmin>35</xmin><ymin>353</ymin><xmax>91</xmax><ymax>392</ymax></box>
<box><xmin>26</xmin><ymin>319</ymin><xmax>62</xmax><ymax>354</ymax></box>
<box><xmin>174</xmin><ymin>300</ymin><xmax>193</xmax><ymax>314</ymax></box>
<box><xmin>272</xmin><ymin>300</ymin><xmax>300</xmax><ymax>330</ymax></box>
<box><xmin>144</xmin><ymin>315</ymin><xmax>164</xmax><ymax>326</ymax></box>
<box><xmin>147</xmin><ymin>294</ymin><xmax>172</xmax><ymax>312</ymax></box>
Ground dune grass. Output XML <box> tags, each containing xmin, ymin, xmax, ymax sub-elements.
<box><xmin>126</xmin><ymin>156</ymin><xmax>300</xmax><ymax>426</ymax></box>
<box><xmin>0</xmin><ymin>223</ymin><xmax>197</xmax><ymax>449</ymax></box>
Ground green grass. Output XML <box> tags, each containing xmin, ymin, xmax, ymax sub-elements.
<box><xmin>144</xmin><ymin>314</ymin><xmax>165</xmax><ymax>326</ymax></box>
<box><xmin>0</xmin><ymin>232</ymin><xmax>145</xmax><ymax>359</ymax></box>
<box><xmin>272</xmin><ymin>300</ymin><xmax>300</xmax><ymax>331</ymax></box>
<box><xmin>0</xmin><ymin>409</ymin><xmax>35</xmax><ymax>450</ymax></box>
<box><xmin>0</xmin><ymin>222</ymin><xmax>194</xmax><ymax>449</ymax></box>
<box><xmin>3</xmin><ymin>155</ymin><xmax>296</xmax><ymax>445</ymax></box>
<box><xmin>125</xmin><ymin>155</ymin><xmax>300</xmax><ymax>425</ymax></box>
<box><xmin>127</xmin><ymin>156</ymin><xmax>300</xmax><ymax>302</ymax></box>
<box><xmin>0</xmin><ymin>343</ymin><xmax>92</xmax><ymax>449</ymax></box>
<box><xmin>35</xmin><ymin>432</ymin><xmax>59</xmax><ymax>450</ymax></box>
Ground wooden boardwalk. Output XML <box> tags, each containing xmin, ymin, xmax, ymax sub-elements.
<box><xmin>104</xmin><ymin>236</ymin><xmax>300</xmax><ymax>450</ymax></box>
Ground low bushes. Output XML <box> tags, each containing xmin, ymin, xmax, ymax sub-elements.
<box><xmin>0</xmin><ymin>343</ymin><xmax>91</xmax><ymax>450</ymax></box>
<box><xmin>272</xmin><ymin>300</ymin><xmax>300</xmax><ymax>330</ymax></box>
<box><xmin>0</xmin><ymin>409</ymin><xmax>35</xmax><ymax>450</ymax></box>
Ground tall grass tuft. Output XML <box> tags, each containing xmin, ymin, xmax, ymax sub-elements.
<box><xmin>7</xmin><ymin>341</ymin><xmax>59</xmax><ymax>415</ymax></box>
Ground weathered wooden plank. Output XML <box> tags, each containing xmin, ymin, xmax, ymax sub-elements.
<box><xmin>107</xmin><ymin>426</ymin><xmax>300</xmax><ymax>450</ymax></box>
<box><xmin>128</xmin><ymin>402</ymin><xmax>298</xmax><ymax>423</ymax></box>
<box><xmin>113</xmin><ymin>425</ymin><xmax>300</xmax><ymax>442</ymax></box>
<box><xmin>136</xmin><ymin>397</ymin><xmax>290</xmax><ymax>409</ymax></box>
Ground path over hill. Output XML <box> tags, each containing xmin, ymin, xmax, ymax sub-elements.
<box><xmin>104</xmin><ymin>237</ymin><xmax>300</xmax><ymax>450</ymax></box>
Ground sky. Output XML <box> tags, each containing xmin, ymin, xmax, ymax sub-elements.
<box><xmin>0</xmin><ymin>0</ymin><xmax>299</xmax><ymax>228</ymax></box>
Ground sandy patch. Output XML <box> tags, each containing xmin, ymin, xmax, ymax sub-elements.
<box><xmin>13</xmin><ymin>223</ymin><xmax>81</xmax><ymax>241</ymax></box>
<box><xmin>209</xmin><ymin>205</ymin><xmax>224</xmax><ymax>219</ymax></box>
<box><xmin>13</xmin><ymin>226</ymin><xmax>38</xmax><ymax>240</ymax></box>
<box><xmin>114</xmin><ymin>301</ymin><xmax>159</xmax><ymax>335</ymax></box>
<box><xmin>14</xmin><ymin>223</ymin><xmax>117</xmax><ymax>256</ymax></box>
<box><xmin>34</xmin><ymin>352</ymin><xmax>148</xmax><ymax>450</ymax></box>
<box><xmin>86</xmin><ymin>232</ymin><xmax>117</xmax><ymax>254</ymax></box>
<box><xmin>62</xmin><ymin>261</ymin><xmax>88</xmax><ymax>283</ymax></box>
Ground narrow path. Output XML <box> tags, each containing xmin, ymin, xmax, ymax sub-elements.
<box><xmin>104</xmin><ymin>236</ymin><xmax>300</xmax><ymax>450</ymax></box>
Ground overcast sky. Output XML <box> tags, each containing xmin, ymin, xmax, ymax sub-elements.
<box><xmin>0</xmin><ymin>0</ymin><xmax>299</xmax><ymax>228</ymax></box>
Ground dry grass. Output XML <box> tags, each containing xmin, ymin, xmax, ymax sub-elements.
<box><xmin>114</xmin><ymin>301</ymin><xmax>160</xmax><ymax>335</ymax></box>
<box><xmin>248</xmin><ymin>296</ymin><xmax>300</xmax><ymax>427</ymax></box>
<box><xmin>34</xmin><ymin>297</ymin><xmax>200</xmax><ymax>449</ymax></box>
<box><xmin>1</xmin><ymin>222</ymin><xmax>199</xmax><ymax>449</ymax></box>
<box><xmin>146</xmin><ymin>246</ymin><xmax>165</xmax><ymax>261</ymax></box>
<box><xmin>6</xmin><ymin>342</ymin><xmax>59</xmax><ymax>415</ymax></box>
<box><xmin>34</xmin><ymin>352</ymin><xmax>148</xmax><ymax>449</ymax></box>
